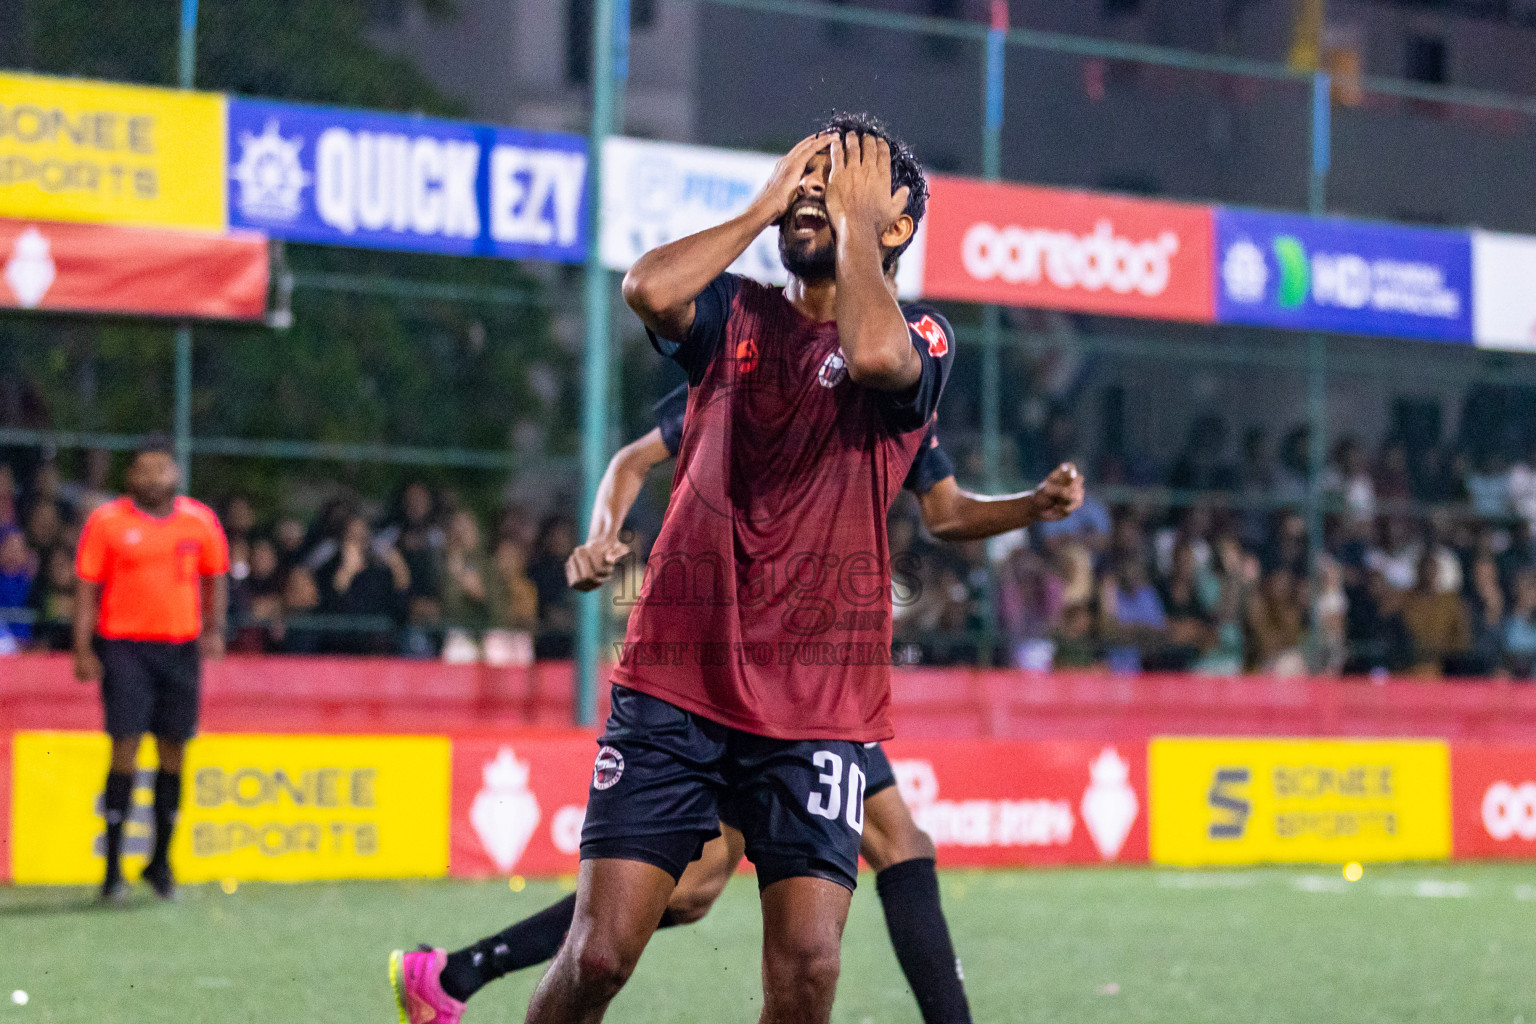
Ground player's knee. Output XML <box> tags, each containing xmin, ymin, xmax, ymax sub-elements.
<box><xmin>155</xmin><ymin>740</ymin><xmax>185</xmax><ymax>773</ymax></box>
<box><xmin>109</xmin><ymin>739</ymin><xmax>139</xmax><ymax>773</ymax></box>
<box><xmin>567</xmin><ymin>934</ymin><xmax>641</xmax><ymax>999</ymax></box>
<box><xmin>768</xmin><ymin>936</ymin><xmax>842</xmax><ymax>1003</ymax></box>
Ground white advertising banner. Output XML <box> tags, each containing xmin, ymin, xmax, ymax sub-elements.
<box><xmin>600</xmin><ymin>136</ymin><xmax>924</xmax><ymax>299</ymax></box>
<box><xmin>1473</xmin><ymin>230</ymin><xmax>1536</xmax><ymax>351</ymax></box>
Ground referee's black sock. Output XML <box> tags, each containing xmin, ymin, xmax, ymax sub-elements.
<box><xmin>877</xmin><ymin>857</ymin><xmax>973</xmax><ymax>1024</ymax></box>
<box><xmin>439</xmin><ymin>892</ymin><xmax>691</xmax><ymax>1003</ymax></box>
<box><xmin>148</xmin><ymin>770</ymin><xmax>182</xmax><ymax>869</ymax></box>
<box><xmin>102</xmin><ymin>771</ymin><xmax>134</xmax><ymax>885</ymax></box>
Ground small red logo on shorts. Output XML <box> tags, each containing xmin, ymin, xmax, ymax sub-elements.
<box><xmin>912</xmin><ymin>315</ymin><xmax>948</xmax><ymax>357</ymax></box>
<box><xmin>593</xmin><ymin>746</ymin><xmax>625</xmax><ymax>790</ymax></box>
<box><xmin>735</xmin><ymin>338</ymin><xmax>759</xmax><ymax>374</ymax></box>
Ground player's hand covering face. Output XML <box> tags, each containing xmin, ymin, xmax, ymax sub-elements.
<box><xmin>1029</xmin><ymin>463</ymin><xmax>1086</xmax><ymax>522</ymax></box>
<box><xmin>824</xmin><ymin>133</ymin><xmax>912</xmax><ymax>245</ymax></box>
<box><xmin>758</xmin><ymin>133</ymin><xmax>831</xmax><ymax>219</ymax></box>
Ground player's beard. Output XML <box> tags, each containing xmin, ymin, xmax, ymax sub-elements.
<box><xmin>778</xmin><ymin>227</ymin><xmax>836</xmax><ymax>282</ymax></box>
<box><xmin>130</xmin><ymin>480</ymin><xmax>176</xmax><ymax>510</ymax></box>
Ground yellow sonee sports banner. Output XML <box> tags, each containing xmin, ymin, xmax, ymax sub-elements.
<box><xmin>0</xmin><ymin>71</ymin><xmax>226</xmax><ymax>231</ymax></box>
<box><xmin>11</xmin><ymin>732</ymin><xmax>449</xmax><ymax>884</ymax></box>
<box><xmin>1149</xmin><ymin>738</ymin><xmax>1451</xmax><ymax>866</ymax></box>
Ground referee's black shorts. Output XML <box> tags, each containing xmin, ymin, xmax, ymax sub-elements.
<box><xmin>95</xmin><ymin>638</ymin><xmax>201</xmax><ymax>741</ymax></box>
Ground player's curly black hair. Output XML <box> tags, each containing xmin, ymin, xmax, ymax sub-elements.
<box><xmin>820</xmin><ymin>112</ymin><xmax>928</xmax><ymax>269</ymax></box>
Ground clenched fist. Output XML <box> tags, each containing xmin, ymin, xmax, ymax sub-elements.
<box><xmin>566</xmin><ymin>537</ymin><xmax>631</xmax><ymax>592</ymax></box>
<box><xmin>1028</xmin><ymin>464</ymin><xmax>1085</xmax><ymax>523</ymax></box>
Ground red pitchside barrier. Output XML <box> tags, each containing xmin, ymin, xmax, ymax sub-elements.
<box><xmin>7</xmin><ymin>655</ymin><xmax>1536</xmax><ymax>740</ymax></box>
<box><xmin>8</xmin><ymin>656</ymin><xmax>1536</xmax><ymax>878</ymax></box>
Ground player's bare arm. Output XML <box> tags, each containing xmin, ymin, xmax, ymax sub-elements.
<box><xmin>826</xmin><ymin>133</ymin><xmax>919</xmax><ymax>391</ymax></box>
<box><xmin>72</xmin><ymin>579</ymin><xmax>102</xmax><ymax>682</ymax></box>
<box><xmin>622</xmin><ymin>133</ymin><xmax>827</xmax><ymax>342</ymax></box>
<box><xmin>567</xmin><ymin>429</ymin><xmax>673</xmax><ymax>591</ymax></box>
<box><xmin>919</xmin><ymin>463</ymin><xmax>1085</xmax><ymax>542</ymax></box>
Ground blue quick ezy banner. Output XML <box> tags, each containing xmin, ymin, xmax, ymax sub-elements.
<box><xmin>1215</xmin><ymin>207</ymin><xmax>1473</xmax><ymax>343</ymax></box>
<box><xmin>227</xmin><ymin>97</ymin><xmax>588</xmax><ymax>262</ymax></box>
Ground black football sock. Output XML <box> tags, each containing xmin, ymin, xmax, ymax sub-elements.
<box><xmin>877</xmin><ymin>858</ymin><xmax>974</xmax><ymax>1024</ymax></box>
<box><xmin>102</xmin><ymin>771</ymin><xmax>135</xmax><ymax>885</ymax></box>
<box><xmin>148</xmin><ymin>770</ymin><xmax>182</xmax><ymax>869</ymax></box>
<box><xmin>441</xmin><ymin>894</ymin><xmax>579</xmax><ymax>1002</ymax></box>
<box><xmin>439</xmin><ymin>891</ymin><xmax>691</xmax><ymax>1003</ymax></box>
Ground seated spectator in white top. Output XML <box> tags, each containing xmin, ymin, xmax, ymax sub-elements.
<box><xmin>1322</xmin><ymin>438</ymin><xmax>1376</xmax><ymax>525</ymax></box>
<box><xmin>1465</xmin><ymin>451</ymin><xmax>1513</xmax><ymax>520</ymax></box>
<box><xmin>1508</xmin><ymin>443</ymin><xmax>1536</xmax><ymax>529</ymax></box>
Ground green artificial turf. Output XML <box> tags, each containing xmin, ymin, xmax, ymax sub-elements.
<box><xmin>2</xmin><ymin>864</ymin><xmax>1534</xmax><ymax>1023</ymax></box>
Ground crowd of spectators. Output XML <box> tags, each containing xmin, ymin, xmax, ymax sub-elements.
<box><xmin>0</xmin><ymin>457</ymin><xmax>574</xmax><ymax>665</ymax></box>
<box><xmin>891</xmin><ymin>423</ymin><xmax>1536</xmax><ymax>679</ymax></box>
<box><xmin>9</xmin><ymin>420</ymin><xmax>1536</xmax><ymax>681</ymax></box>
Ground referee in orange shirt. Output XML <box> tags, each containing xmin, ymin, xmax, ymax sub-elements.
<box><xmin>73</xmin><ymin>434</ymin><xmax>229</xmax><ymax>902</ymax></box>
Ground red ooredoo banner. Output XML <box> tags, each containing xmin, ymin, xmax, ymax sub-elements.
<box><xmin>920</xmin><ymin>175</ymin><xmax>1215</xmax><ymax>322</ymax></box>
<box><xmin>0</xmin><ymin>218</ymin><xmax>268</xmax><ymax>320</ymax></box>
<box><xmin>446</xmin><ymin>734</ymin><xmax>1149</xmax><ymax>878</ymax></box>
<box><xmin>1452</xmin><ymin>744</ymin><xmax>1536</xmax><ymax>859</ymax></box>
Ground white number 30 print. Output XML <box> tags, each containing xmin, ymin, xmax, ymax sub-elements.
<box><xmin>806</xmin><ymin>750</ymin><xmax>866</xmax><ymax>834</ymax></box>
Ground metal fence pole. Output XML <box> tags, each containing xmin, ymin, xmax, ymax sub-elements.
<box><xmin>178</xmin><ymin>0</ymin><xmax>199</xmax><ymax>88</ymax></box>
<box><xmin>576</xmin><ymin>0</ymin><xmax>620</xmax><ymax>727</ymax></box>
<box><xmin>174</xmin><ymin>325</ymin><xmax>192</xmax><ymax>485</ymax></box>
<box><xmin>1309</xmin><ymin>71</ymin><xmax>1331</xmax><ymax>218</ymax></box>
<box><xmin>980</xmin><ymin>1</ymin><xmax>1005</xmax><ymax>494</ymax></box>
<box><xmin>1306</xmin><ymin>71</ymin><xmax>1331</xmax><ymax>667</ymax></box>
<box><xmin>173</xmin><ymin>0</ymin><xmax>200</xmax><ymax>490</ymax></box>
<box><xmin>976</xmin><ymin>1</ymin><xmax>1007</xmax><ymax>667</ymax></box>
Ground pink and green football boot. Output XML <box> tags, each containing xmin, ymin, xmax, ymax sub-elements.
<box><xmin>389</xmin><ymin>947</ymin><xmax>465</xmax><ymax>1024</ymax></box>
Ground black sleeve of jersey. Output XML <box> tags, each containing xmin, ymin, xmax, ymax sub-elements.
<box><xmin>652</xmin><ymin>384</ymin><xmax>689</xmax><ymax>458</ymax></box>
<box><xmin>876</xmin><ymin>305</ymin><xmax>957</xmax><ymax>434</ymax></box>
<box><xmin>646</xmin><ymin>273</ymin><xmax>741</xmax><ymax>383</ymax></box>
<box><xmin>902</xmin><ymin>428</ymin><xmax>957</xmax><ymax>495</ymax></box>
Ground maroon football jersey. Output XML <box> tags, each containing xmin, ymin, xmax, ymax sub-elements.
<box><xmin>611</xmin><ymin>273</ymin><xmax>955</xmax><ymax>741</ymax></box>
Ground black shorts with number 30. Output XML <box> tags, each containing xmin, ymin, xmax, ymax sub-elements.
<box><xmin>580</xmin><ymin>685</ymin><xmax>869</xmax><ymax>891</ymax></box>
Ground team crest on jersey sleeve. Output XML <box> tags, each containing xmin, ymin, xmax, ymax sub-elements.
<box><xmin>735</xmin><ymin>338</ymin><xmax>759</xmax><ymax>374</ymax></box>
<box><xmin>818</xmin><ymin>349</ymin><xmax>848</xmax><ymax>388</ymax></box>
<box><xmin>912</xmin><ymin>314</ymin><xmax>949</xmax><ymax>357</ymax></box>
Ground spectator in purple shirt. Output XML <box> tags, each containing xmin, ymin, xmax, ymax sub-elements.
<box><xmin>1099</xmin><ymin>556</ymin><xmax>1168</xmax><ymax>673</ymax></box>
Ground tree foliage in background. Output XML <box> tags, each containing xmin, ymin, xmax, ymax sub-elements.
<box><xmin>4</xmin><ymin>0</ymin><xmax>456</xmax><ymax>111</ymax></box>
<box><xmin>0</xmin><ymin>0</ymin><xmax>576</xmax><ymax>517</ymax></box>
